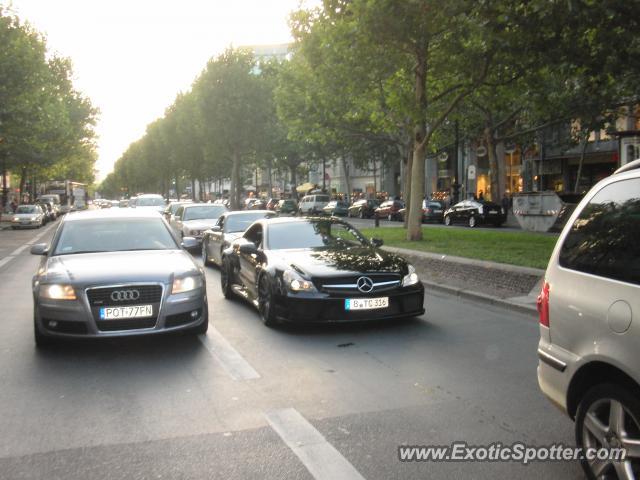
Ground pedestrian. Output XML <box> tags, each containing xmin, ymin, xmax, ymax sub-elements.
<box><xmin>10</xmin><ymin>199</ymin><xmax>17</xmax><ymax>213</ymax></box>
<box><xmin>501</xmin><ymin>193</ymin><xmax>510</xmax><ymax>219</ymax></box>
<box><xmin>478</xmin><ymin>191</ymin><xmax>484</xmax><ymax>201</ymax></box>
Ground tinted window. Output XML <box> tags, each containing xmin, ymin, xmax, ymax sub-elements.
<box><xmin>559</xmin><ymin>178</ymin><xmax>640</xmax><ymax>285</ymax></box>
<box><xmin>183</xmin><ymin>205</ymin><xmax>226</xmax><ymax>221</ymax></box>
<box><xmin>54</xmin><ymin>218</ymin><xmax>177</xmax><ymax>255</ymax></box>
<box><xmin>16</xmin><ymin>206</ymin><xmax>36</xmax><ymax>214</ymax></box>
<box><xmin>226</xmin><ymin>212</ymin><xmax>272</xmax><ymax>232</ymax></box>
<box><xmin>267</xmin><ymin>221</ymin><xmax>367</xmax><ymax>250</ymax></box>
<box><xmin>314</xmin><ymin>195</ymin><xmax>330</xmax><ymax>202</ymax></box>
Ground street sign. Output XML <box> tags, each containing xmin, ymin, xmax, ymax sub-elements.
<box><xmin>476</xmin><ymin>146</ymin><xmax>487</xmax><ymax>157</ymax></box>
<box><xmin>438</xmin><ymin>152</ymin><xmax>449</xmax><ymax>162</ymax></box>
<box><xmin>505</xmin><ymin>143</ymin><xmax>517</xmax><ymax>154</ymax></box>
<box><xmin>468</xmin><ymin>165</ymin><xmax>477</xmax><ymax>180</ymax></box>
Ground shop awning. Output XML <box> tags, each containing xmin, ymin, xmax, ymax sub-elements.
<box><xmin>296</xmin><ymin>182</ymin><xmax>315</xmax><ymax>193</ymax></box>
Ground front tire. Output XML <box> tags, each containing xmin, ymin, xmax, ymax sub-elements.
<box><xmin>220</xmin><ymin>258</ymin><xmax>235</xmax><ymax>299</ymax></box>
<box><xmin>359</xmin><ymin>209</ymin><xmax>364</xmax><ymax>219</ymax></box>
<box><xmin>202</xmin><ymin>242</ymin><xmax>212</xmax><ymax>267</ymax></box>
<box><xmin>258</xmin><ymin>275</ymin><xmax>277</xmax><ymax>327</ymax></box>
<box><xmin>575</xmin><ymin>383</ymin><xmax>640</xmax><ymax>480</ymax></box>
<box><xmin>444</xmin><ymin>215</ymin><xmax>452</xmax><ymax>226</ymax></box>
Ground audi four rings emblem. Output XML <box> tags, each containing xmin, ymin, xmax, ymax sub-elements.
<box><xmin>356</xmin><ymin>276</ymin><xmax>374</xmax><ymax>293</ymax></box>
<box><xmin>110</xmin><ymin>290</ymin><xmax>140</xmax><ymax>301</ymax></box>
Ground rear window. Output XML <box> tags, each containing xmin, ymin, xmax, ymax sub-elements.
<box><xmin>559</xmin><ymin>178</ymin><xmax>640</xmax><ymax>285</ymax></box>
<box><xmin>183</xmin><ymin>205</ymin><xmax>226</xmax><ymax>221</ymax></box>
<box><xmin>136</xmin><ymin>196</ymin><xmax>165</xmax><ymax>207</ymax></box>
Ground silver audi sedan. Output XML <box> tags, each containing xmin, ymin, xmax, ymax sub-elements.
<box><xmin>30</xmin><ymin>209</ymin><xmax>208</xmax><ymax>347</ymax></box>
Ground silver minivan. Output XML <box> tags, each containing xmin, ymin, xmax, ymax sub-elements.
<box><xmin>298</xmin><ymin>194</ymin><xmax>330</xmax><ymax>215</ymax></box>
<box><xmin>537</xmin><ymin>159</ymin><xmax>640</xmax><ymax>479</ymax></box>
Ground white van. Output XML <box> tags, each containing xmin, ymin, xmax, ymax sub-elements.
<box><xmin>298</xmin><ymin>194</ymin><xmax>330</xmax><ymax>215</ymax></box>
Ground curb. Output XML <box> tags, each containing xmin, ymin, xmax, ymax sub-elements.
<box><xmin>422</xmin><ymin>279</ymin><xmax>537</xmax><ymax>317</ymax></box>
<box><xmin>422</xmin><ymin>280</ymin><xmax>538</xmax><ymax>315</ymax></box>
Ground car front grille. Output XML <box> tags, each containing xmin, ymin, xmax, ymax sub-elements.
<box><xmin>86</xmin><ymin>285</ymin><xmax>163</xmax><ymax>306</ymax></box>
<box><xmin>315</xmin><ymin>273</ymin><xmax>401</xmax><ymax>294</ymax></box>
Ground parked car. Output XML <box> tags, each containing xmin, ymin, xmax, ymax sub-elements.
<box><xmin>298</xmin><ymin>194</ymin><xmax>330</xmax><ymax>215</ymax></box>
<box><xmin>322</xmin><ymin>200</ymin><xmax>349</xmax><ymax>217</ymax></box>
<box><xmin>118</xmin><ymin>199</ymin><xmax>129</xmax><ymax>208</ymax></box>
<box><xmin>220</xmin><ymin>217</ymin><xmax>425</xmax><ymax>326</ymax></box>
<box><xmin>443</xmin><ymin>200</ymin><xmax>505</xmax><ymax>227</ymax></box>
<box><xmin>30</xmin><ymin>209</ymin><xmax>207</xmax><ymax>347</ymax></box>
<box><xmin>347</xmin><ymin>199</ymin><xmax>379</xmax><ymax>219</ymax></box>
<box><xmin>537</xmin><ymin>159</ymin><xmax>640</xmax><ymax>479</ymax></box>
<box><xmin>37</xmin><ymin>194</ymin><xmax>61</xmax><ymax>216</ymax></box>
<box><xmin>171</xmin><ymin>203</ymin><xmax>227</xmax><ymax>246</ymax></box>
<box><xmin>11</xmin><ymin>204</ymin><xmax>45</xmax><ymax>229</ymax></box>
<box><xmin>275</xmin><ymin>199</ymin><xmax>297</xmax><ymax>214</ymax></box>
<box><xmin>37</xmin><ymin>200</ymin><xmax>57</xmax><ymax>223</ymax></box>
<box><xmin>202</xmin><ymin>210</ymin><xmax>276</xmax><ymax>267</ymax></box>
<box><xmin>247</xmin><ymin>198</ymin><xmax>267</xmax><ymax>210</ymax></box>
<box><xmin>213</xmin><ymin>198</ymin><xmax>230</xmax><ymax>208</ymax></box>
<box><xmin>375</xmin><ymin>200</ymin><xmax>405</xmax><ymax>221</ymax></box>
<box><xmin>422</xmin><ymin>200</ymin><xmax>445</xmax><ymax>223</ymax></box>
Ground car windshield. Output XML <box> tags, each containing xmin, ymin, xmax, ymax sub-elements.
<box><xmin>16</xmin><ymin>206</ymin><xmax>36</xmax><ymax>214</ymax></box>
<box><xmin>183</xmin><ymin>205</ymin><xmax>226</xmax><ymax>221</ymax></box>
<box><xmin>268</xmin><ymin>221</ymin><xmax>367</xmax><ymax>250</ymax></box>
<box><xmin>53</xmin><ymin>218</ymin><xmax>177</xmax><ymax>255</ymax></box>
<box><xmin>226</xmin><ymin>213</ymin><xmax>271</xmax><ymax>232</ymax></box>
<box><xmin>136</xmin><ymin>197</ymin><xmax>165</xmax><ymax>207</ymax></box>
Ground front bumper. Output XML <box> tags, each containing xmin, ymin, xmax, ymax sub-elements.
<box><xmin>34</xmin><ymin>285</ymin><xmax>207</xmax><ymax>339</ymax></box>
<box><xmin>272</xmin><ymin>284</ymin><xmax>425</xmax><ymax>323</ymax></box>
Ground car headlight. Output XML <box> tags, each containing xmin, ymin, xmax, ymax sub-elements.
<box><xmin>283</xmin><ymin>269</ymin><xmax>316</xmax><ymax>292</ymax></box>
<box><xmin>172</xmin><ymin>274</ymin><xmax>203</xmax><ymax>294</ymax></box>
<box><xmin>402</xmin><ymin>264</ymin><xmax>419</xmax><ymax>287</ymax></box>
<box><xmin>12</xmin><ymin>217</ymin><xmax>19</xmax><ymax>222</ymax></box>
<box><xmin>40</xmin><ymin>284</ymin><xmax>77</xmax><ymax>300</ymax></box>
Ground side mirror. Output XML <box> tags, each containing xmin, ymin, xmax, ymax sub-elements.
<box><xmin>30</xmin><ymin>243</ymin><xmax>49</xmax><ymax>256</ymax></box>
<box><xmin>181</xmin><ymin>237</ymin><xmax>198</xmax><ymax>250</ymax></box>
<box><xmin>211</xmin><ymin>225</ymin><xmax>221</xmax><ymax>233</ymax></box>
<box><xmin>239</xmin><ymin>243</ymin><xmax>258</xmax><ymax>254</ymax></box>
<box><xmin>370</xmin><ymin>238</ymin><xmax>384</xmax><ymax>248</ymax></box>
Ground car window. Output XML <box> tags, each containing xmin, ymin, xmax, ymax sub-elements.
<box><xmin>183</xmin><ymin>205</ymin><xmax>226</xmax><ymax>221</ymax></box>
<box><xmin>226</xmin><ymin>212</ymin><xmax>272</xmax><ymax>232</ymax></box>
<box><xmin>243</xmin><ymin>224</ymin><xmax>263</xmax><ymax>247</ymax></box>
<box><xmin>53</xmin><ymin>218</ymin><xmax>178</xmax><ymax>255</ymax></box>
<box><xmin>315</xmin><ymin>195</ymin><xmax>330</xmax><ymax>203</ymax></box>
<box><xmin>267</xmin><ymin>220</ymin><xmax>367</xmax><ymax>250</ymax></box>
<box><xmin>559</xmin><ymin>178</ymin><xmax>640</xmax><ymax>285</ymax></box>
<box><xmin>16</xmin><ymin>206</ymin><xmax>36</xmax><ymax>214</ymax></box>
<box><xmin>136</xmin><ymin>196</ymin><xmax>165</xmax><ymax>207</ymax></box>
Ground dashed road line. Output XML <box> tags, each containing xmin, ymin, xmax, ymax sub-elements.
<box><xmin>199</xmin><ymin>327</ymin><xmax>261</xmax><ymax>380</ymax></box>
<box><xmin>0</xmin><ymin>222</ymin><xmax>57</xmax><ymax>269</ymax></box>
<box><xmin>266</xmin><ymin>408</ymin><xmax>367</xmax><ymax>480</ymax></box>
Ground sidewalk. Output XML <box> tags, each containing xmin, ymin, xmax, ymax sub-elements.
<box><xmin>383</xmin><ymin>245</ymin><xmax>543</xmax><ymax>316</ymax></box>
<box><xmin>0</xmin><ymin>212</ymin><xmax>13</xmax><ymax>230</ymax></box>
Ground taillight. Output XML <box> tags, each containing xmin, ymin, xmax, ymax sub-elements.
<box><xmin>537</xmin><ymin>281</ymin><xmax>550</xmax><ymax>327</ymax></box>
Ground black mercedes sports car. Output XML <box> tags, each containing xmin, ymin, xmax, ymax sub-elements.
<box><xmin>220</xmin><ymin>217</ymin><xmax>425</xmax><ymax>326</ymax></box>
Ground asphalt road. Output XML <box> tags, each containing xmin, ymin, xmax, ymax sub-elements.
<box><xmin>0</xmin><ymin>224</ymin><xmax>582</xmax><ymax>480</ymax></box>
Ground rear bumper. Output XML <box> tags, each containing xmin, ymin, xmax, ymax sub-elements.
<box><xmin>272</xmin><ymin>284</ymin><xmax>425</xmax><ymax>324</ymax></box>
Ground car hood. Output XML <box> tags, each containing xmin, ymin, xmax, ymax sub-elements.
<box><xmin>269</xmin><ymin>247</ymin><xmax>407</xmax><ymax>278</ymax></box>
<box><xmin>41</xmin><ymin>250</ymin><xmax>198</xmax><ymax>285</ymax></box>
<box><xmin>183</xmin><ymin>219</ymin><xmax>218</xmax><ymax>230</ymax></box>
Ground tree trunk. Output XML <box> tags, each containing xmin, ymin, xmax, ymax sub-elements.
<box><xmin>403</xmin><ymin>145</ymin><xmax>413</xmax><ymax>228</ymax></box>
<box><xmin>290</xmin><ymin>163</ymin><xmax>298</xmax><ymax>200</ymax></box>
<box><xmin>574</xmin><ymin>136</ymin><xmax>588</xmax><ymax>193</ymax></box>
<box><xmin>1</xmin><ymin>157</ymin><xmax>7</xmax><ymax>209</ymax></box>
<box><xmin>341</xmin><ymin>157</ymin><xmax>352</xmax><ymax>204</ymax></box>
<box><xmin>19</xmin><ymin>167</ymin><xmax>27</xmax><ymax>204</ymax></box>
<box><xmin>485</xmin><ymin>125</ymin><xmax>499</xmax><ymax>202</ymax></box>
<box><xmin>267</xmin><ymin>158</ymin><xmax>273</xmax><ymax>199</ymax></box>
<box><xmin>230</xmin><ymin>152</ymin><xmax>241</xmax><ymax>210</ymax></box>
<box><xmin>407</xmin><ymin>48</ymin><xmax>428</xmax><ymax>242</ymax></box>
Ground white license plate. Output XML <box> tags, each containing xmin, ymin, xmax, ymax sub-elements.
<box><xmin>345</xmin><ymin>297</ymin><xmax>389</xmax><ymax>310</ymax></box>
<box><xmin>100</xmin><ymin>305</ymin><xmax>153</xmax><ymax>320</ymax></box>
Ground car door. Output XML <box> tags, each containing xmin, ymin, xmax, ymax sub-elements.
<box><xmin>238</xmin><ymin>223</ymin><xmax>263</xmax><ymax>298</ymax></box>
<box><xmin>548</xmin><ymin>177</ymin><xmax>640</xmax><ymax>366</ymax></box>
<box><xmin>210</xmin><ymin>215</ymin><xmax>225</xmax><ymax>264</ymax></box>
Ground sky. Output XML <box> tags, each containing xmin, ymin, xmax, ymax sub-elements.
<box><xmin>5</xmin><ymin>0</ymin><xmax>315</xmax><ymax>181</ymax></box>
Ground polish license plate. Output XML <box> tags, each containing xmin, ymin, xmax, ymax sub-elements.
<box><xmin>345</xmin><ymin>297</ymin><xmax>389</xmax><ymax>310</ymax></box>
<box><xmin>100</xmin><ymin>305</ymin><xmax>153</xmax><ymax>320</ymax></box>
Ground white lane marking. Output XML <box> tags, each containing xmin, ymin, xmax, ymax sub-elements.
<box><xmin>266</xmin><ymin>408</ymin><xmax>367</xmax><ymax>480</ymax></box>
<box><xmin>198</xmin><ymin>327</ymin><xmax>260</xmax><ymax>381</ymax></box>
<box><xmin>0</xmin><ymin>222</ymin><xmax>57</xmax><ymax>269</ymax></box>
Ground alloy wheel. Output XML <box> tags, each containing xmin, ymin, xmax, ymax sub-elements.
<box><xmin>469</xmin><ymin>216</ymin><xmax>476</xmax><ymax>228</ymax></box>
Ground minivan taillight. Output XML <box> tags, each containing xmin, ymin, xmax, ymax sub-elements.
<box><xmin>537</xmin><ymin>281</ymin><xmax>550</xmax><ymax>327</ymax></box>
